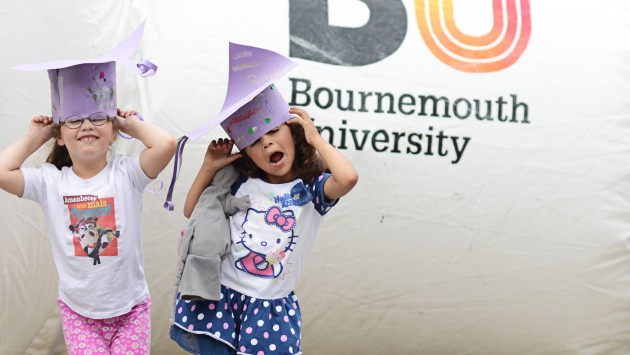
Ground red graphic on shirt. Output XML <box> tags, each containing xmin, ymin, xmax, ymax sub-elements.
<box><xmin>65</xmin><ymin>195</ymin><xmax>119</xmax><ymax>265</ymax></box>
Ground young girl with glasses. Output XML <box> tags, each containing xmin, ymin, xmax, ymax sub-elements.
<box><xmin>0</xmin><ymin>108</ymin><xmax>176</xmax><ymax>353</ymax></box>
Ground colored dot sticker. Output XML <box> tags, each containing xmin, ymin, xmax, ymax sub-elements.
<box><xmin>265</xmin><ymin>117</ymin><xmax>271</xmax><ymax>123</ymax></box>
<box><xmin>248</xmin><ymin>126</ymin><xmax>258</xmax><ymax>134</ymax></box>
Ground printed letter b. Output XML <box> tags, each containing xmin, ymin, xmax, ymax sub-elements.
<box><xmin>289</xmin><ymin>0</ymin><xmax>407</xmax><ymax>66</ymax></box>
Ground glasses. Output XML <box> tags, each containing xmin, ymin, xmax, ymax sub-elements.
<box><xmin>62</xmin><ymin>112</ymin><xmax>111</xmax><ymax>129</ymax></box>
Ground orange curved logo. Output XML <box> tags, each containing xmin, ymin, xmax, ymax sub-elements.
<box><xmin>415</xmin><ymin>0</ymin><xmax>531</xmax><ymax>72</ymax></box>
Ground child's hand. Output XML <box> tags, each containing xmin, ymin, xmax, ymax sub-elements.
<box><xmin>28</xmin><ymin>115</ymin><xmax>54</xmax><ymax>145</ymax></box>
<box><xmin>288</xmin><ymin>107</ymin><xmax>320</xmax><ymax>145</ymax></box>
<box><xmin>202</xmin><ymin>138</ymin><xmax>242</xmax><ymax>172</ymax></box>
<box><xmin>288</xmin><ymin>107</ymin><xmax>358</xmax><ymax>200</ymax></box>
<box><xmin>114</xmin><ymin>108</ymin><xmax>141</xmax><ymax>136</ymax></box>
<box><xmin>184</xmin><ymin>138</ymin><xmax>242</xmax><ymax>218</ymax></box>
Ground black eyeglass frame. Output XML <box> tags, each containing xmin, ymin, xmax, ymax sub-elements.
<box><xmin>61</xmin><ymin>112</ymin><xmax>112</xmax><ymax>129</ymax></box>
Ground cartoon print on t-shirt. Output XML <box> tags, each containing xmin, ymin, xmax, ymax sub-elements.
<box><xmin>234</xmin><ymin>205</ymin><xmax>298</xmax><ymax>279</ymax></box>
<box><xmin>69</xmin><ymin>217</ymin><xmax>120</xmax><ymax>265</ymax></box>
<box><xmin>64</xmin><ymin>194</ymin><xmax>119</xmax><ymax>265</ymax></box>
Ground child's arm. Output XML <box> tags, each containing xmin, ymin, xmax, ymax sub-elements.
<box><xmin>288</xmin><ymin>107</ymin><xmax>359</xmax><ymax>200</ymax></box>
<box><xmin>115</xmin><ymin>109</ymin><xmax>178</xmax><ymax>179</ymax></box>
<box><xmin>183</xmin><ymin>139</ymin><xmax>242</xmax><ymax>218</ymax></box>
<box><xmin>0</xmin><ymin>115</ymin><xmax>54</xmax><ymax>197</ymax></box>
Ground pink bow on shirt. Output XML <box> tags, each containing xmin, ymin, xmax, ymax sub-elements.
<box><xmin>265</xmin><ymin>206</ymin><xmax>296</xmax><ymax>232</ymax></box>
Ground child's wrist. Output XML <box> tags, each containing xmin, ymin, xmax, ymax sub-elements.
<box><xmin>122</xmin><ymin>118</ymin><xmax>142</xmax><ymax>133</ymax></box>
<box><xmin>309</xmin><ymin>135</ymin><xmax>328</xmax><ymax>148</ymax></box>
<box><xmin>26</xmin><ymin>132</ymin><xmax>48</xmax><ymax>148</ymax></box>
<box><xmin>199</xmin><ymin>163</ymin><xmax>219</xmax><ymax>175</ymax></box>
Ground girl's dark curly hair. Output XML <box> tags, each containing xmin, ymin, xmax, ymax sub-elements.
<box><xmin>46</xmin><ymin>118</ymin><xmax>119</xmax><ymax>170</ymax></box>
<box><xmin>233</xmin><ymin>122</ymin><xmax>328</xmax><ymax>184</ymax></box>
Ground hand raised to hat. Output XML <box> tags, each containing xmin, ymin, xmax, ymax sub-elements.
<box><xmin>203</xmin><ymin>138</ymin><xmax>242</xmax><ymax>172</ymax></box>
<box><xmin>114</xmin><ymin>108</ymin><xmax>142</xmax><ymax>137</ymax></box>
<box><xmin>183</xmin><ymin>138</ymin><xmax>243</xmax><ymax>218</ymax></box>
<box><xmin>28</xmin><ymin>115</ymin><xmax>55</xmax><ymax>146</ymax></box>
<box><xmin>287</xmin><ymin>107</ymin><xmax>320</xmax><ymax>146</ymax></box>
<box><xmin>287</xmin><ymin>107</ymin><xmax>359</xmax><ymax>200</ymax></box>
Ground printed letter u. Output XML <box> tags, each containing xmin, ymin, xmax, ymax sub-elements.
<box><xmin>415</xmin><ymin>0</ymin><xmax>531</xmax><ymax>72</ymax></box>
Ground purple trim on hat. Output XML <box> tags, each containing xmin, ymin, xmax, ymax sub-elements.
<box><xmin>136</xmin><ymin>59</ymin><xmax>158</xmax><ymax>77</ymax></box>
<box><xmin>117</xmin><ymin>113</ymin><xmax>145</xmax><ymax>139</ymax></box>
<box><xmin>164</xmin><ymin>136</ymin><xmax>189</xmax><ymax>211</ymax></box>
<box><xmin>121</xmin><ymin>58</ymin><xmax>158</xmax><ymax>77</ymax></box>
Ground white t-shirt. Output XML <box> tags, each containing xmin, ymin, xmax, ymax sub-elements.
<box><xmin>221</xmin><ymin>174</ymin><xmax>337</xmax><ymax>299</ymax></box>
<box><xmin>22</xmin><ymin>154</ymin><xmax>152</xmax><ymax>319</ymax></box>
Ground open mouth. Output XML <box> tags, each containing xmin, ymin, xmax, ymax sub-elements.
<box><xmin>269</xmin><ymin>152</ymin><xmax>284</xmax><ymax>166</ymax></box>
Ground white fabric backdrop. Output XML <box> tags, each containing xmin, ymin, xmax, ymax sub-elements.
<box><xmin>1</xmin><ymin>1</ymin><xmax>630</xmax><ymax>354</ymax></box>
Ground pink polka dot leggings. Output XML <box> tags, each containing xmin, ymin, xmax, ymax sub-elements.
<box><xmin>58</xmin><ymin>296</ymin><xmax>151</xmax><ymax>355</ymax></box>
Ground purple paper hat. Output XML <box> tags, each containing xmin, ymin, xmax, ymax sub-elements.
<box><xmin>47</xmin><ymin>62</ymin><xmax>117</xmax><ymax>122</ymax></box>
<box><xmin>220</xmin><ymin>84</ymin><xmax>292</xmax><ymax>150</ymax></box>
<box><xmin>185</xmin><ymin>42</ymin><xmax>297</xmax><ymax>144</ymax></box>
<box><xmin>12</xmin><ymin>20</ymin><xmax>157</xmax><ymax>124</ymax></box>
<box><xmin>163</xmin><ymin>43</ymin><xmax>297</xmax><ymax>211</ymax></box>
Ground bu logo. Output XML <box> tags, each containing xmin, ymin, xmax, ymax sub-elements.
<box><xmin>290</xmin><ymin>0</ymin><xmax>531</xmax><ymax>73</ymax></box>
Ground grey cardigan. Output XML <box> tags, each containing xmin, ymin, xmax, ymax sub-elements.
<box><xmin>172</xmin><ymin>165</ymin><xmax>248</xmax><ymax>318</ymax></box>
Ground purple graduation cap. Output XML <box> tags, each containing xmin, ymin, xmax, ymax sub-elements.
<box><xmin>12</xmin><ymin>20</ymin><xmax>157</xmax><ymax>124</ymax></box>
<box><xmin>163</xmin><ymin>42</ymin><xmax>297</xmax><ymax>210</ymax></box>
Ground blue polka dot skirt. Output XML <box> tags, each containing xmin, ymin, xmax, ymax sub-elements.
<box><xmin>173</xmin><ymin>285</ymin><xmax>303</xmax><ymax>354</ymax></box>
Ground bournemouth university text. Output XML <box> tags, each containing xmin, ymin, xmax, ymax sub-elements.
<box><xmin>288</xmin><ymin>77</ymin><xmax>530</xmax><ymax>164</ymax></box>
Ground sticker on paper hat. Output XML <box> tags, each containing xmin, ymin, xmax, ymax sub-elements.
<box><xmin>12</xmin><ymin>20</ymin><xmax>157</xmax><ymax>124</ymax></box>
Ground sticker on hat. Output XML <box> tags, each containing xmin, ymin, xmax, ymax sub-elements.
<box><xmin>12</xmin><ymin>20</ymin><xmax>157</xmax><ymax>125</ymax></box>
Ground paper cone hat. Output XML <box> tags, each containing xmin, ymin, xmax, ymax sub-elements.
<box><xmin>185</xmin><ymin>42</ymin><xmax>297</xmax><ymax>145</ymax></box>
<box><xmin>12</xmin><ymin>20</ymin><xmax>157</xmax><ymax>124</ymax></box>
<box><xmin>163</xmin><ymin>43</ymin><xmax>296</xmax><ymax>211</ymax></box>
